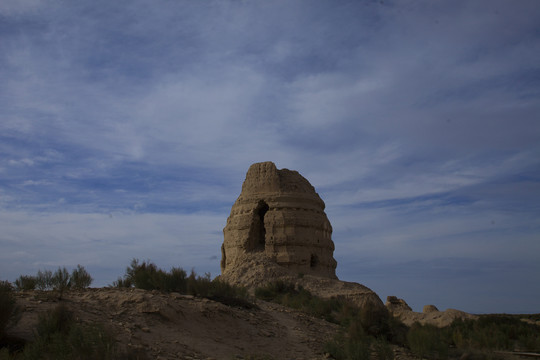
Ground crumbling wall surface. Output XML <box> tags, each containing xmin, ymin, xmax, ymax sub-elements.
<box><xmin>221</xmin><ymin>161</ymin><xmax>337</xmax><ymax>279</ymax></box>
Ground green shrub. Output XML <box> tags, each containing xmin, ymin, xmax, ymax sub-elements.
<box><xmin>114</xmin><ymin>259</ymin><xmax>251</xmax><ymax>308</ymax></box>
<box><xmin>164</xmin><ymin>267</ymin><xmax>188</xmax><ymax>292</ymax></box>
<box><xmin>127</xmin><ymin>259</ymin><xmax>159</xmax><ymax>290</ymax></box>
<box><xmin>117</xmin><ymin>259</ymin><xmax>188</xmax><ymax>292</ymax></box>
<box><xmin>70</xmin><ymin>265</ymin><xmax>93</xmax><ymax>289</ymax></box>
<box><xmin>118</xmin><ymin>259</ymin><xmax>185</xmax><ymax>292</ymax></box>
<box><xmin>14</xmin><ymin>275</ymin><xmax>37</xmax><ymax>291</ymax></box>
<box><xmin>407</xmin><ymin>322</ymin><xmax>448</xmax><ymax>359</ymax></box>
<box><xmin>0</xmin><ymin>281</ymin><xmax>20</xmax><ymax>340</ymax></box>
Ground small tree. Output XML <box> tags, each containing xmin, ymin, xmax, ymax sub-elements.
<box><xmin>51</xmin><ymin>267</ymin><xmax>71</xmax><ymax>299</ymax></box>
<box><xmin>70</xmin><ymin>264</ymin><xmax>93</xmax><ymax>289</ymax></box>
<box><xmin>36</xmin><ymin>269</ymin><xmax>53</xmax><ymax>290</ymax></box>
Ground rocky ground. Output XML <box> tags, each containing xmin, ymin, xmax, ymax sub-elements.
<box><xmin>8</xmin><ymin>288</ymin><xmax>344</xmax><ymax>359</ymax></box>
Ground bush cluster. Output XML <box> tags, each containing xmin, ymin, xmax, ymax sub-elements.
<box><xmin>113</xmin><ymin>259</ymin><xmax>253</xmax><ymax>308</ymax></box>
<box><xmin>13</xmin><ymin>265</ymin><xmax>93</xmax><ymax>295</ymax></box>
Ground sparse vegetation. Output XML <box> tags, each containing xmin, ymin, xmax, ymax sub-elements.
<box><xmin>13</xmin><ymin>265</ymin><xmax>93</xmax><ymax>294</ymax></box>
<box><xmin>113</xmin><ymin>259</ymin><xmax>254</xmax><ymax>308</ymax></box>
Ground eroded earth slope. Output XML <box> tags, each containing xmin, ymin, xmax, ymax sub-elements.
<box><xmin>9</xmin><ymin>288</ymin><xmax>339</xmax><ymax>359</ymax></box>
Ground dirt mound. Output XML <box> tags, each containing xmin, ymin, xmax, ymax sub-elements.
<box><xmin>8</xmin><ymin>288</ymin><xmax>339</xmax><ymax>359</ymax></box>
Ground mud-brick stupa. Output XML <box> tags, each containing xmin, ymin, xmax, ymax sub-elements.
<box><xmin>221</xmin><ymin>161</ymin><xmax>337</xmax><ymax>279</ymax></box>
<box><xmin>220</xmin><ymin>162</ymin><xmax>383</xmax><ymax>310</ymax></box>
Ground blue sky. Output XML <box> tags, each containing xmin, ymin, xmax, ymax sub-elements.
<box><xmin>1</xmin><ymin>0</ymin><xmax>539</xmax><ymax>314</ymax></box>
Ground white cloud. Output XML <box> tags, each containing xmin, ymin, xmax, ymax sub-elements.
<box><xmin>8</xmin><ymin>158</ymin><xmax>34</xmax><ymax>166</ymax></box>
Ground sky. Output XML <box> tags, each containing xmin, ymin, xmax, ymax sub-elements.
<box><xmin>1</xmin><ymin>0</ymin><xmax>539</xmax><ymax>314</ymax></box>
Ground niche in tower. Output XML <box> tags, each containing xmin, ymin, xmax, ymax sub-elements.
<box><xmin>248</xmin><ymin>200</ymin><xmax>269</xmax><ymax>251</ymax></box>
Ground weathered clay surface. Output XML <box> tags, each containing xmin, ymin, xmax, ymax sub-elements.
<box><xmin>386</xmin><ymin>295</ymin><xmax>476</xmax><ymax>327</ymax></box>
<box><xmin>386</xmin><ymin>296</ymin><xmax>413</xmax><ymax>312</ymax></box>
<box><xmin>221</xmin><ymin>161</ymin><xmax>337</xmax><ymax>278</ymax></box>
<box><xmin>423</xmin><ymin>304</ymin><xmax>439</xmax><ymax>313</ymax></box>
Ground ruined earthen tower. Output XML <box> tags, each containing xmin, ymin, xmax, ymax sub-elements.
<box><xmin>221</xmin><ymin>161</ymin><xmax>337</xmax><ymax>279</ymax></box>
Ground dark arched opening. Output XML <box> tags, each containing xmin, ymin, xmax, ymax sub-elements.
<box><xmin>255</xmin><ymin>200</ymin><xmax>269</xmax><ymax>249</ymax></box>
<box><xmin>310</xmin><ymin>254</ymin><xmax>318</xmax><ymax>268</ymax></box>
